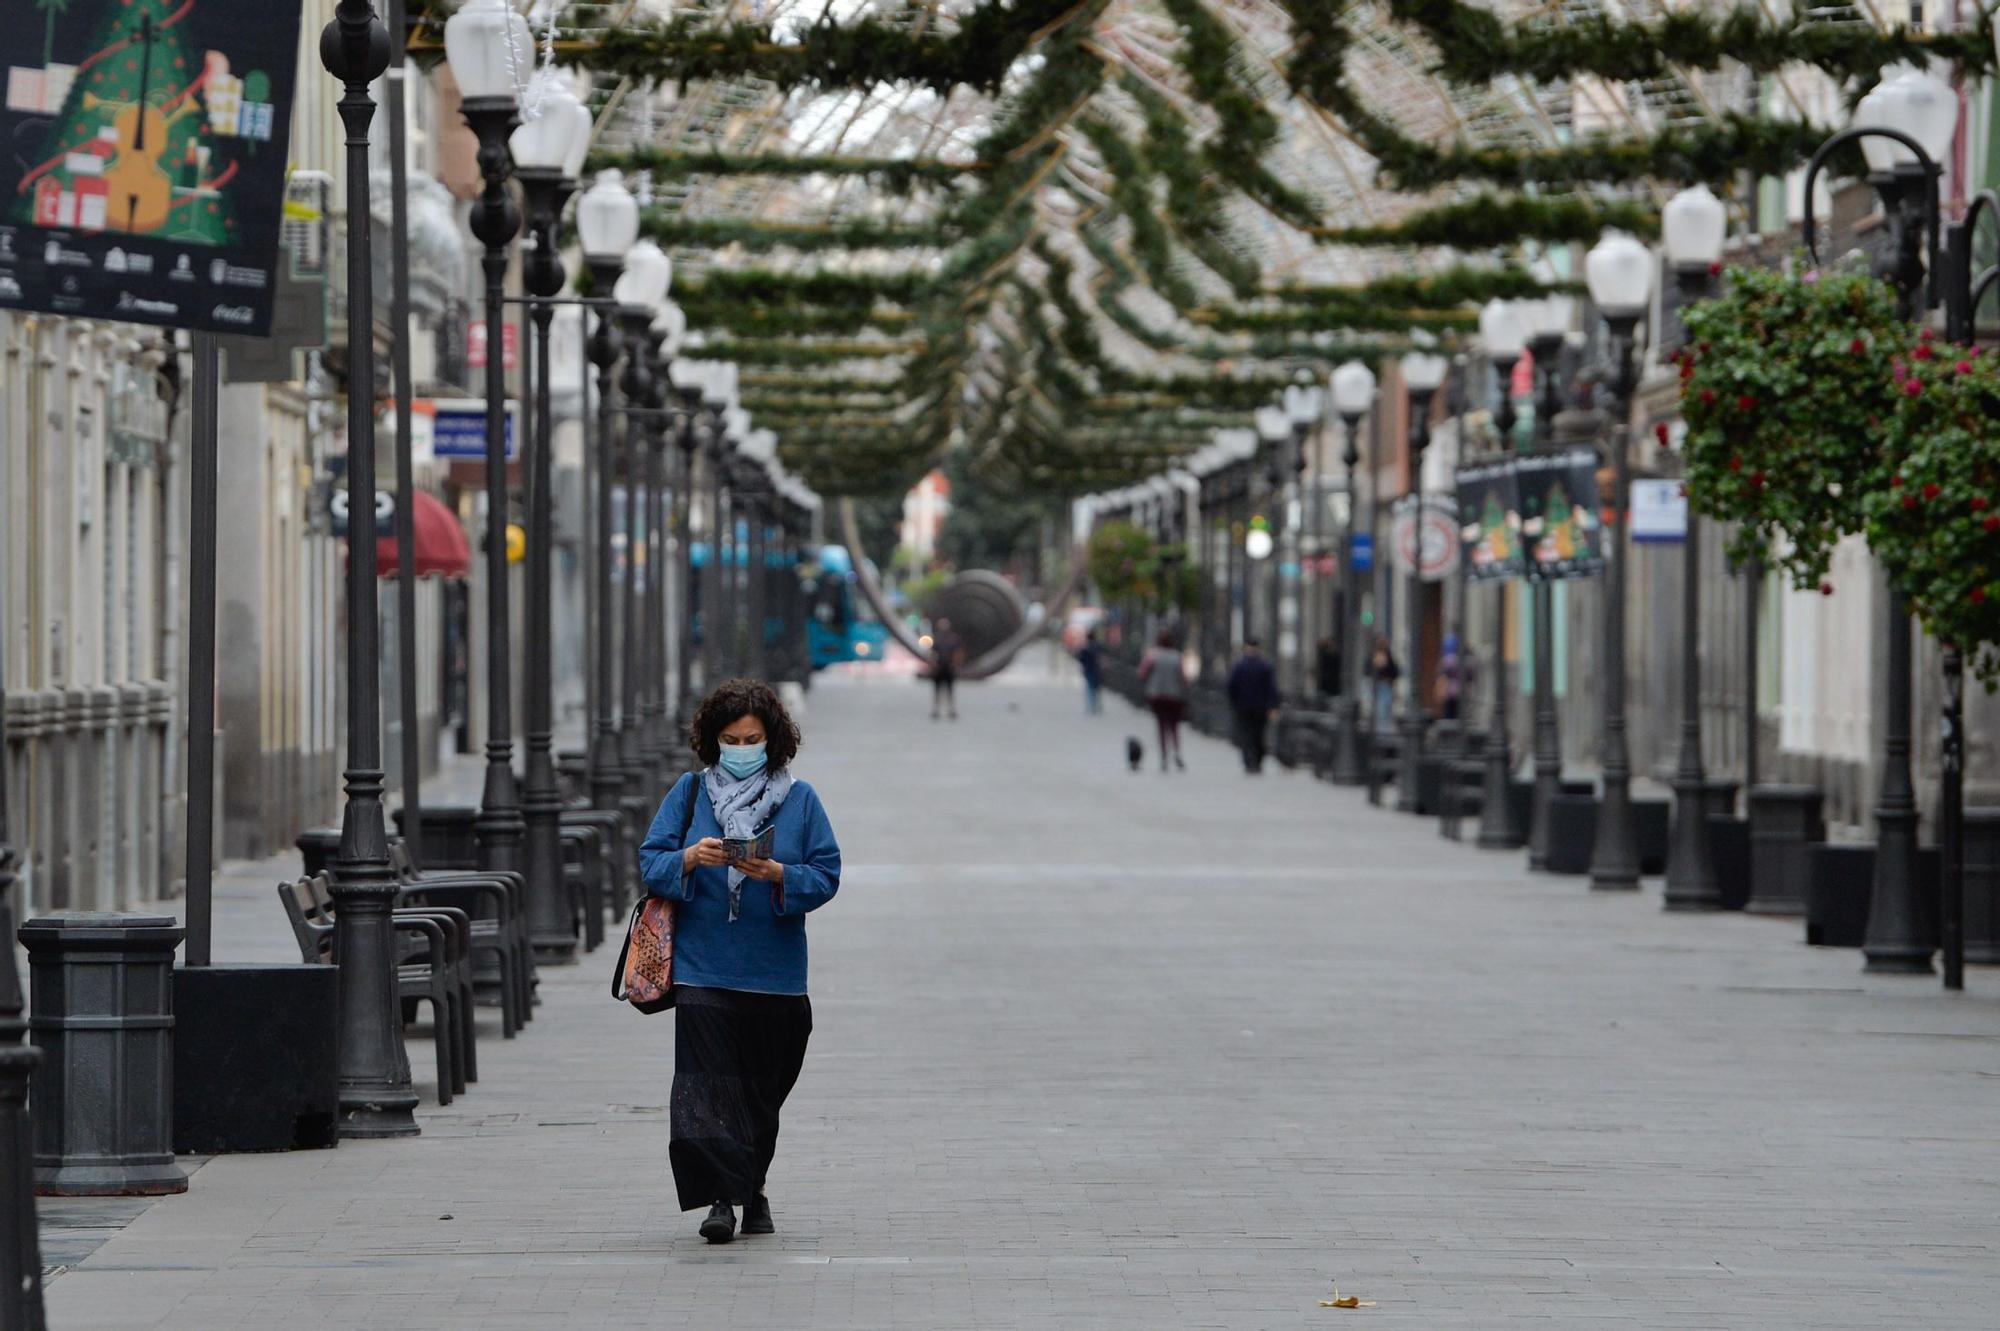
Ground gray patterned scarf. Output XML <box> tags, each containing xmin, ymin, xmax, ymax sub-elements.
<box><xmin>702</xmin><ymin>764</ymin><xmax>795</xmax><ymax>921</ymax></box>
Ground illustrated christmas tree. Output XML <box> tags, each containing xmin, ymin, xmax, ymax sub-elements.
<box><xmin>1479</xmin><ymin>488</ymin><xmax>1512</xmax><ymax>565</ymax></box>
<box><xmin>16</xmin><ymin>0</ymin><xmax>233</xmax><ymax>245</ymax></box>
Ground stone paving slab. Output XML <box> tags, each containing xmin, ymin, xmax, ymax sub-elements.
<box><xmin>42</xmin><ymin>663</ymin><xmax>2000</xmax><ymax>1329</ymax></box>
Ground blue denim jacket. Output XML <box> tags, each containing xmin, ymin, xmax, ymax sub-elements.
<box><xmin>637</xmin><ymin>771</ymin><xmax>841</xmax><ymax>996</ymax></box>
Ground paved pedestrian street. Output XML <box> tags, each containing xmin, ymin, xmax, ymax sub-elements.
<box><xmin>43</xmin><ymin>667</ymin><xmax>2000</xmax><ymax>1330</ymax></box>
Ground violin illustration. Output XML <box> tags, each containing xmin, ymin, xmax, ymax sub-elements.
<box><xmin>82</xmin><ymin>15</ymin><xmax>195</xmax><ymax>235</ymax></box>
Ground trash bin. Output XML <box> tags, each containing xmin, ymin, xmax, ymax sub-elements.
<box><xmin>1747</xmin><ymin>785</ymin><xmax>1826</xmax><ymax>916</ymax></box>
<box><xmin>20</xmin><ymin>913</ymin><xmax>187</xmax><ymax>1195</ymax></box>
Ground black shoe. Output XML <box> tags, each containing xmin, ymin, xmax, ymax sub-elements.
<box><xmin>741</xmin><ymin>1194</ymin><xmax>774</xmax><ymax>1235</ymax></box>
<box><xmin>699</xmin><ymin>1201</ymin><xmax>736</xmax><ymax>1244</ymax></box>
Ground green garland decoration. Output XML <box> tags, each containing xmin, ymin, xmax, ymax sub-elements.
<box><xmin>566</xmin><ymin>0</ymin><xmax>1096</xmax><ymax>94</ymax></box>
<box><xmin>585</xmin><ymin>146</ymin><xmax>982</xmax><ymax>194</ymax></box>
<box><xmin>639</xmin><ymin>213</ymin><xmax>955</xmax><ymax>253</ymax></box>
<box><xmin>1314</xmin><ymin>193</ymin><xmax>1659</xmax><ymax>247</ymax></box>
<box><xmin>1385</xmin><ymin>0</ymin><xmax>1998</xmax><ymax>88</ymax></box>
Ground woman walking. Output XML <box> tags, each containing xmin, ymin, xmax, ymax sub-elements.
<box><xmin>1139</xmin><ymin>629</ymin><xmax>1189</xmax><ymax>770</ymax></box>
<box><xmin>639</xmin><ymin>679</ymin><xmax>842</xmax><ymax>1245</ymax></box>
<box><xmin>1367</xmin><ymin>635</ymin><xmax>1401</xmax><ymax>735</ymax></box>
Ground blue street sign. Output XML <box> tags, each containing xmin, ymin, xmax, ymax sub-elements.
<box><xmin>430</xmin><ymin>398</ymin><xmax>518</xmax><ymax>460</ymax></box>
<box><xmin>1350</xmin><ymin>532</ymin><xmax>1374</xmax><ymax>572</ymax></box>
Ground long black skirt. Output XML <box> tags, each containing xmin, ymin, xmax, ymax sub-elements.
<box><xmin>670</xmin><ymin>985</ymin><xmax>813</xmax><ymax>1212</ymax></box>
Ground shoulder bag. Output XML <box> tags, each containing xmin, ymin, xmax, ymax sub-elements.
<box><xmin>612</xmin><ymin>775</ymin><xmax>697</xmax><ymax>1014</ymax></box>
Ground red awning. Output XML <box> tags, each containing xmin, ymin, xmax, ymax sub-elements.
<box><xmin>375</xmin><ymin>490</ymin><xmax>472</xmax><ymax>579</ymax></box>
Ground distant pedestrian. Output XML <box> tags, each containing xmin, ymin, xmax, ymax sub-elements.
<box><xmin>1139</xmin><ymin>629</ymin><xmax>1189</xmax><ymax>771</ymax></box>
<box><xmin>638</xmin><ymin>679</ymin><xmax>842</xmax><ymax>1245</ymax></box>
<box><xmin>1314</xmin><ymin>635</ymin><xmax>1342</xmax><ymax>700</ymax></box>
<box><xmin>1076</xmin><ymin>628</ymin><xmax>1104</xmax><ymax>715</ymax></box>
<box><xmin>930</xmin><ymin>617</ymin><xmax>965</xmax><ymax>720</ymax></box>
<box><xmin>1437</xmin><ymin>633</ymin><xmax>1474</xmax><ymax>722</ymax></box>
<box><xmin>1225</xmin><ymin>638</ymin><xmax>1280</xmax><ymax>774</ymax></box>
<box><xmin>1367</xmin><ymin>635</ymin><xmax>1400</xmax><ymax>734</ymax></box>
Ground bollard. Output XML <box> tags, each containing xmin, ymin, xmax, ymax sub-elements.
<box><xmin>20</xmin><ymin>913</ymin><xmax>187</xmax><ymax>1195</ymax></box>
<box><xmin>1745</xmin><ymin>785</ymin><xmax>1826</xmax><ymax>917</ymax></box>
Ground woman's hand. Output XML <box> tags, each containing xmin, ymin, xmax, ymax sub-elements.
<box><xmin>683</xmin><ymin>838</ymin><xmax>728</xmax><ymax>873</ymax></box>
<box><xmin>736</xmin><ymin>857</ymin><xmax>786</xmax><ymax>885</ymax></box>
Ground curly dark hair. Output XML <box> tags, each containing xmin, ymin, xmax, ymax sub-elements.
<box><xmin>687</xmin><ymin>678</ymin><xmax>802</xmax><ymax>770</ymax></box>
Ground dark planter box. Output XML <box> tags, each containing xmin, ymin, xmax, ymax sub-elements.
<box><xmin>296</xmin><ymin>825</ymin><xmax>339</xmax><ymax>879</ymax></box>
<box><xmin>1747</xmin><ymin>785</ymin><xmax>1827</xmax><ymax>916</ymax></box>
<box><xmin>1805</xmin><ymin>844</ymin><xmax>1941</xmax><ymax>948</ymax></box>
<box><xmin>1965</xmin><ymin>809</ymin><xmax>2000</xmax><ymax>965</ymax></box>
<box><xmin>1708</xmin><ymin>815</ymin><xmax>1752</xmax><ymax>911</ymax></box>
<box><xmin>1543</xmin><ymin>793</ymin><xmax>1669</xmax><ymax>876</ymax></box>
<box><xmin>1634</xmin><ymin>798</ymin><xmax>1670</xmax><ymax>877</ymax></box>
<box><xmin>174</xmin><ymin>965</ymin><xmax>339</xmax><ymax>1154</ymax></box>
<box><xmin>395</xmin><ymin>804</ymin><xmax>481</xmax><ymax>869</ymax></box>
<box><xmin>1544</xmin><ymin>793</ymin><xmax>1597</xmax><ymax>874</ymax></box>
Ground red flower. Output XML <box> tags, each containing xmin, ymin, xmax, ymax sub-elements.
<box><xmin>1973</xmin><ymin>497</ymin><xmax>1989</xmax><ymax>511</ymax></box>
<box><xmin>1892</xmin><ymin>474</ymin><xmax>1904</xmax><ymax>488</ymax></box>
<box><xmin>1915</xmin><ymin>344</ymin><xmax>1935</xmax><ymax>361</ymax></box>
<box><xmin>1820</xmin><ymin>582</ymin><xmax>1835</xmax><ymax>596</ymax></box>
<box><xmin>1924</xmin><ymin>483</ymin><xmax>1941</xmax><ymax>500</ymax></box>
<box><xmin>1707</xmin><ymin>262</ymin><xmax>1722</xmax><ymax>277</ymax></box>
<box><xmin>1975</xmin><ymin>587</ymin><xmax>1988</xmax><ymax>605</ymax></box>
<box><xmin>1985</xmin><ymin>515</ymin><xmax>1999</xmax><ymax>533</ymax></box>
<box><xmin>1728</xmin><ymin>456</ymin><xmax>1743</xmax><ymax>473</ymax></box>
<box><xmin>1904</xmin><ymin>495</ymin><xmax>1920</xmax><ymax>510</ymax></box>
<box><xmin>1736</xmin><ymin>394</ymin><xmax>1757</xmax><ymax>412</ymax></box>
<box><xmin>1680</xmin><ymin>362</ymin><xmax>1695</xmax><ymax>381</ymax></box>
<box><xmin>1699</xmin><ymin>342</ymin><xmax>1712</xmax><ymax>354</ymax></box>
<box><xmin>1699</xmin><ymin>388</ymin><xmax>1716</xmax><ymax>406</ymax></box>
<box><xmin>1850</xmin><ymin>338</ymin><xmax>1867</xmax><ymax>355</ymax></box>
<box><xmin>1906</xmin><ymin>379</ymin><xmax>1924</xmax><ymax>396</ymax></box>
<box><xmin>1958</xmin><ymin>361</ymin><xmax>1974</xmax><ymax>375</ymax></box>
<box><xmin>1921</xmin><ymin>327</ymin><xmax>1936</xmax><ymax>342</ymax></box>
<box><xmin>1752</xmin><ymin>470</ymin><xmax>1767</xmax><ymax>487</ymax></box>
<box><xmin>1654</xmin><ymin>423</ymin><xmax>1670</xmax><ymax>445</ymax></box>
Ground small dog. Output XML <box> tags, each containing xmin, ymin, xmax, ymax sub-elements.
<box><xmin>1126</xmin><ymin>736</ymin><xmax>1145</xmax><ymax>772</ymax></box>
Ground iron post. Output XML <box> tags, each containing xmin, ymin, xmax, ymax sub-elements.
<box><xmin>385</xmin><ymin>0</ymin><xmax>423</xmax><ymax>866</ymax></box>
<box><xmin>1477</xmin><ymin>357</ymin><xmax>1522</xmax><ymax>847</ymax></box>
<box><xmin>320</xmin><ymin>0</ymin><xmax>417</xmax><ymax>1138</ymax></box>
<box><xmin>517</xmin><ymin>165</ymin><xmax>577</xmax><ymax>962</ymax></box>
<box><xmin>585</xmin><ymin>259</ymin><xmax>626</xmax><ymax>818</ymax></box>
<box><xmin>1525</xmin><ymin>330</ymin><xmax>1565</xmax><ymax>869</ymax></box>
<box><xmin>1588</xmin><ymin>316</ymin><xmax>1642</xmax><ymax>891</ymax></box>
<box><xmin>1665</xmin><ymin>263</ymin><xmax>1720</xmax><ymax>908</ymax></box>
<box><xmin>1396</xmin><ymin>382</ymin><xmax>1438</xmax><ymax>812</ymax></box>
<box><xmin>461</xmin><ymin>93</ymin><xmax>526</xmax><ymax>884</ymax></box>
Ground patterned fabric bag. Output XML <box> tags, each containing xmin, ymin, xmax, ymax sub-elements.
<box><xmin>612</xmin><ymin>780</ymin><xmax>696</xmax><ymax>1014</ymax></box>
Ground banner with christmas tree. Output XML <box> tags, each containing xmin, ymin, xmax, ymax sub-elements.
<box><xmin>0</xmin><ymin>0</ymin><xmax>302</xmax><ymax>335</ymax></box>
<box><xmin>1514</xmin><ymin>446</ymin><xmax>1607</xmax><ymax>581</ymax></box>
<box><xmin>1454</xmin><ymin>456</ymin><xmax>1527</xmax><ymax>584</ymax></box>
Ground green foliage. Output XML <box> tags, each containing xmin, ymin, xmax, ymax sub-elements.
<box><xmin>1312</xmin><ymin>194</ymin><xmax>1659</xmax><ymax>248</ymax></box>
<box><xmin>1086</xmin><ymin>522</ymin><xmax>1194</xmax><ymax>612</ymax></box>
<box><xmin>1385</xmin><ymin>0</ymin><xmax>1997</xmax><ymax>88</ymax></box>
<box><xmin>1679</xmin><ymin>264</ymin><xmax>1904</xmax><ymax>588</ymax></box>
<box><xmin>1863</xmin><ymin>340</ymin><xmax>2000</xmax><ymax>683</ymax></box>
<box><xmin>586</xmin><ymin>147</ymin><xmax>980</xmax><ymax>193</ymax></box>
<box><xmin>572</xmin><ymin>0</ymin><xmax>1092</xmax><ymax>94</ymax></box>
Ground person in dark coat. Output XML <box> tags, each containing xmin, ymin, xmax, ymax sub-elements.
<box><xmin>1225</xmin><ymin>639</ymin><xmax>1281</xmax><ymax>774</ymax></box>
<box><xmin>1314</xmin><ymin>635</ymin><xmax>1343</xmax><ymax>700</ymax></box>
<box><xmin>1075</xmin><ymin>628</ymin><xmax>1104</xmax><ymax>714</ymax></box>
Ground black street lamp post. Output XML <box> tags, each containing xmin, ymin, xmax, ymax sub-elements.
<box><xmin>1477</xmin><ymin>299</ymin><xmax>1526</xmax><ymax>848</ymax></box>
<box><xmin>1661</xmin><ymin>185</ymin><xmax>1729</xmax><ymax>910</ymax></box>
<box><xmin>578</xmin><ymin>171</ymin><xmax>639</xmax><ymax>819</ymax></box>
<box><xmin>1396</xmin><ymin>350</ymin><xmax>1449</xmax><ymax>812</ymax></box>
<box><xmin>1</xmin><ymin>574</ymin><xmax>46</xmax><ymax>1327</ymax></box>
<box><xmin>668</xmin><ymin>362</ymin><xmax>708</xmax><ymax>721</ymax></box>
<box><xmin>323</xmin><ymin>0</ymin><xmax>416</xmax><ymax>1139</ymax></box>
<box><xmin>1584</xmin><ymin>232</ymin><xmax>1655</xmax><ymax>892</ymax></box>
<box><xmin>610</xmin><ymin>242</ymin><xmax>670</xmax><ymax>799</ymax></box>
<box><xmin>1524</xmin><ymin>317</ymin><xmax>1569</xmax><ymax>869</ymax></box>
<box><xmin>1800</xmin><ymin>69</ymin><xmax>1954</xmax><ymax>974</ymax></box>
<box><xmin>510</xmin><ymin>76</ymin><xmax>589</xmax><ymax>963</ymax></box>
<box><xmin>1328</xmin><ymin>364</ymin><xmax>1375</xmax><ymax>784</ymax></box>
<box><xmin>451</xmin><ymin>28</ymin><xmax>527</xmax><ymax>882</ymax></box>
